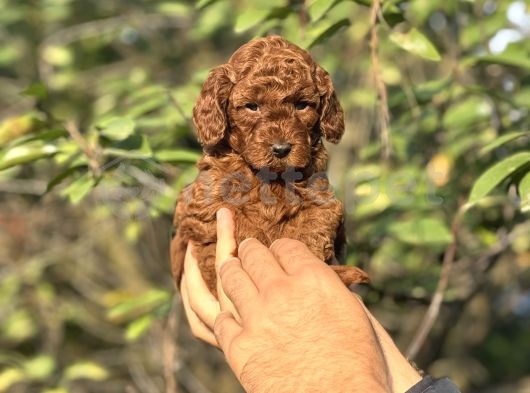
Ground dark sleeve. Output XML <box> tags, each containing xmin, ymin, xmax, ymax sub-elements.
<box><xmin>405</xmin><ymin>375</ymin><xmax>461</xmax><ymax>393</ymax></box>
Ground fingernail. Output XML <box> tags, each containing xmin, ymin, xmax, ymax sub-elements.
<box><xmin>239</xmin><ymin>237</ymin><xmax>257</xmax><ymax>251</ymax></box>
<box><xmin>216</xmin><ymin>207</ymin><xmax>229</xmax><ymax>221</ymax></box>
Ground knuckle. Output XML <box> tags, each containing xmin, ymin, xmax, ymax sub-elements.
<box><xmin>240</xmin><ymin>249</ymin><xmax>268</xmax><ymax>268</ymax></box>
<box><xmin>221</xmin><ymin>267</ymin><xmax>244</xmax><ymax>294</ymax></box>
<box><xmin>219</xmin><ymin>258</ymin><xmax>240</xmax><ymax>279</ymax></box>
<box><xmin>295</xmin><ymin>262</ymin><xmax>320</xmax><ymax>277</ymax></box>
<box><xmin>238</xmin><ymin>238</ymin><xmax>264</xmax><ymax>258</ymax></box>
<box><xmin>213</xmin><ymin>312</ymin><xmax>229</xmax><ymax>337</ymax></box>
<box><xmin>270</xmin><ymin>237</ymin><xmax>305</xmax><ymax>255</ymax></box>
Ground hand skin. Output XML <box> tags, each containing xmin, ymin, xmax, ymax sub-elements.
<box><xmin>180</xmin><ymin>208</ymin><xmax>422</xmax><ymax>393</ymax></box>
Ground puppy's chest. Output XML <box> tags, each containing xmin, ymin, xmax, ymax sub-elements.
<box><xmin>232</xmin><ymin>183</ymin><xmax>310</xmax><ymax>246</ymax></box>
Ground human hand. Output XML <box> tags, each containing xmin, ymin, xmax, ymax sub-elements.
<box><xmin>180</xmin><ymin>208</ymin><xmax>239</xmax><ymax>346</ymax></box>
<box><xmin>214</xmin><ymin>236</ymin><xmax>391</xmax><ymax>392</ymax></box>
<box><xmin>180</xmin><ymin>208</ymin><xmax>422</xmax><ymax>392</ymax></box>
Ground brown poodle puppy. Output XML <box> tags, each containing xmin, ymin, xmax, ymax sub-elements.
<box><xmin>171</xmin><ymin>36</ymin><xmax>368</xmax><ymax>294</ymax></box>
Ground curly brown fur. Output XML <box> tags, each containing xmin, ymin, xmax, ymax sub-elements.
<box><xmin>171</xmin><ymin>36</ymin><xmax>368</xmax><ymax>294</ymax></box>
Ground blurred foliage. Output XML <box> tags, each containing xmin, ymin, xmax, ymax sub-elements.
<box><xmin>1</xmin><ymin>0</ymin><xmax>530</xmax><ymax>392</ymax></box>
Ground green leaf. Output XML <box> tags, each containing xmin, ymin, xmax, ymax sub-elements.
<box><xmin>125</xmin><ymin>315</ymin><xmax>154</xmax><ymax>341</ymax></box>
<box><xmin>308</xmin><ymin>0</ymin><xmax>341</xmax><ymax>21</ymax></box>
<box><xmin>103</xmin><ymin>134</ymin><xmax>153</xmax><ymax>159</ymax></box>
<box><xmin>2</xmin><ymin>309</ymin><xmax>37</xmax><ymax>341</ymax></box>
<box><xmin>127</xmin><ymin>95</ymin><xmax>168</xmax><ymax>119</ymax></box>
<box><xmin>42</xmin><ymin>45</ymin><xmax>73</xmax><ymax>66</ymax></box>
<box><xmin>63</xmin><ymin>361</ymin><xmax>108</xmax><ymax>382</ymax></box>
<box><xmin>352</xmin><ymin>0</ymin><xmax>371</xmax><ymax>5</ymax></box>
<box><xmin>43</xmin><ymin>388</ymin><xmax>68</xmax><ymax>393</ymax></box>
<box><xmin>156</xmin><ymin>2</ymin><xmax>191</xmax><ymax>16</ymax></box>
<box><xmin>97</xmin><ymin>117</ymin><xmax>135</xmax><ymax>141</ymax></box>
<box><xmin>196</xmin><ymin>0</ymin><xmax>218</xmax><ymax>8</ymax></box>
<box><xmin>479</xmin><ymin>131</ymin><xmax>530</xmax><ymax>156</ymax></box>
<box><xmin>442</xmin><ymin>96</ymin><xmax>491</xmax><ymax>131</ymax></box>
<box><xmin>388</xmin><ymin>217</ymin><xmax>452</xmax><ymax>246</ymax></box>
<box><xmin>154</xmin><ymin>149</ymin><xmax>201</xmax><ymax>163</ymax></box>
<box><xmin>389</xmin><ymin>28</ymin><xmax>441</xmax><ymax>61</ymax></box>
<box><xmin>21</xmin><ymin>82</ymin><xmax>48</xmax><ymax>99</ymax></box>
<box><xmin>107</xmin><ymin>289</ymin><xmax>170</xmax><ymax>323</ymax></box>
<box><xmin>0</xmin><ymin>142</ymin><xmax>57</xmax><ymax>170</ymax></box>
<box><xmin>468</xmin><ymin>152</ymin><xmax>530</xmax><ymax>205</ymax></box>
<box><xmin>304</xmin><ymin>18</ymin><xmax>351</xmax><ymax>48</ymax></box>
<box><xmin>519</xmin><ymin>171</ymin><xmax>530</xmax><ymax>213</ymax></box>
<box><xmin>23</xmin><ymin>355</ymin><xmax>55</xmax><ymax>380</ymax></box>
<box><xmin>234</xmin><ymin>9</ymin><xmax>270</xmax><ymax>33</ymax></box>
<box><xmin>60</xmin><ymin>174</ymin><xmax>96</xmax><ymax>204</ymax></box>
<box><xmin>10</xmin><ymin>129</ymin><xmax>68</xmax><ymax>147</ymax></box>
<box><xmin>0</xmin><ymin>368</ymin><xmax>25</xmax><ymax>391</ymax></box>
<box><xmin>474</xmin><ymin>50</ymin><xmax>530</xmax><ymax>71</ymax></box>
<box><xmin>46</xmin><ymin>166</ymin><xmax>85</xmax><ymax>193</ymax></box>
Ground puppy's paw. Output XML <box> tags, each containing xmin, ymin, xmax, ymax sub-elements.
<box><xmin>330</xmin><ymin>265</ymin><xmax>370</xmax><ymax>286</ymax></box>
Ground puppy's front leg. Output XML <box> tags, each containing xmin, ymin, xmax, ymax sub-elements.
<box><xmin>282</xmin><ymin>202</ymin><xmax>369</xmax><ymax>286</ymax></box>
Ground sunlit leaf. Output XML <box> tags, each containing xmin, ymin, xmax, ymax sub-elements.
<box><xmin>389</xmin><ymin>28</ymin><xmax>441</xmax><ymax>61</ymax></box>
<box><xmin>60</xmin><ymin>174</ymin><xmax>96</xmax><ymax>204</ymax></box>
<box><xmin>352</xmin><ymin>0</ymin><xmax>371</xmax><ymax>5</ymax></box>
<box><xmin>308</xmin><ymin>0</ymin><xmax>341</xmax><ymax>21</ymax></box>
<box><xmin>518</xmin><ymin>171</ymin><xmax>530</xmax><ymax>213</ymax></box>
<box><xmin>474</xmin><ymin>49</ymin><xmax>530</xmax><ymax>71</ymax></box>
<box><xmin>156</xmin><ymin>2</ymin><xmax>191</xmax><ymax>16</ymax></box>
<box><xmin>63</xmin><ymin>361</ymin><xmax>108</xmax><ymax>382</ymax></box>
<box><xmin>304</xmin><ymin>18</ymin><xmax>351</xmax><ymax>48</ymax></box>
<box><xmin>127</xmin><ymin>95</ymin><xmax>168</xmax><ymax>119</ymax></box>
<box><xmin>97</xmin><ymin>117</ymin><xmax>135</xmax><ymax>141</ymax></box>
<box><xmin>23</xmin><ymin>355</ymin><xmax>55</xmax><ymax>380</ymax></box>
<box><xmin>0</xmin><ymin>113</ymin><xmax>43</xmax><ymax>145</ymax></box>
<box><xmin>468</xmin><ymin>152</ymin><xmax>530</xmax><ymax>205</ymax></box>
<box><xmin>196</xmin><ymin>0</ymin><xmax>218</xmax><ymax>8</ymax></box>
<box><xmin>234</xmin><ymin>9</ymin><xmax>270</xmax><ymax>33</ymax></box>
<box><xmin>9</xmin><ymin>129</ymin><xmax>68</xmax><ymax>148</ymax></box>
<box><xmin>2</xmin><ymin>309</ymin><xmax>36</xmax><ymax>341</ymax></box>
<box><xmin>42</xmin><ymin>45</ymin><xmax>73</xmax><ymax>66</ymax></box>
<box><xmin>479</xmin><ymin>131</ymin><xmax>530</xmax><ymax>156</ymax></box>
<box><xmin>107</xmin><ymin>289</ymin><xmax>170</xmax><ymax>323</ymax></box>
<box><xmin>125</xmin><ymin>315</ymin><xmax>154</xmax><ymax>341</ymax></box>
<box><xmin>442</xmin><ymin>96</ymin><xmax>491</xmax><ymax>131</ymax></box>
<box><xmin>0</xmin><ymin>368</ymin><xmax>25</xmax><ymax>391</ymax></box>
<box><xmin>43</xmin><ymin>388</ymin><xmax>68</xmax><ymax>393</ymax></box>
<box><xmin>154</xmin><ymin>149</ymin><xmax>201</xmax><ymax>163</ymax></box>
<box><xmin>125</xmin><ymin>221</ymin><xmax>142</xmax><ymax>243</ymax></box>
<box><xmin>0</xmin><ymin>142</ymin><xmax>57</xmax><ymax>171</ymax></box>
<box><xmin>388</xmin><ymin>217</ymin><xmax>452</xmax><ymax>246</ymax></box>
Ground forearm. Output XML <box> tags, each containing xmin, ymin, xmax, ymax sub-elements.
<box><xmin>238</xmin><ymin>342</ymin><xmax>390</xmax><ymax>393</ymax></box>
<box><xmin>240</xmin><ymin>362</ymin><xmax>389</xmax><ymax>393</ymax></box>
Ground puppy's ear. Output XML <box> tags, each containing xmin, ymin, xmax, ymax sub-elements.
<box><xmin>193</xmin><ymin>64</ymin><xmax>235</xmax><ymax>147</ymax></box>
<box><xmin>314</xmin><ymin>65</ymin><xmax>345</xmax><ymax>144</ymax></box>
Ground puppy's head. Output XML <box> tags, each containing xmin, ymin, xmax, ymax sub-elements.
<box><xmin>193</xmin><ymin>36</ymin><xmax>344</xmax><ymax>172</ymax></box>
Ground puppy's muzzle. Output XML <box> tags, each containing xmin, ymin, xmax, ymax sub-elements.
<box><xmin>271</xmin><ymin>143</ymin><xmax>292</xmax><ymax>158</ymax></box>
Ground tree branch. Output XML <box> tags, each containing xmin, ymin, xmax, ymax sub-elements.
<box><xmin>370</xmin><ymin>0</ymin><xmax>391</xmax><ymax>159</ymax></box>
<box><xmin>406</xmin><ymin>211</ymin><xmax>462</xmax><ymax>359</ymax></box>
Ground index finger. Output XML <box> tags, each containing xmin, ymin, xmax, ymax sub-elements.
<box><xmin>216</xmin><ymin>208</ymin><xmax>237</xmax><ymax>267</ymax></box>
<box><xmin>215</xmin><ymin>208</ymin><xmax>240</xmax><ymax>321</ymax></box>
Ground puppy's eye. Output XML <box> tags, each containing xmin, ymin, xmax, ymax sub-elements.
<box><xmin>295</xmin><ymin>101</ymin><xmax>309</xmax><ymax>110</ymax></box>
<box><xmin>245</xmin><ymin>103</ymin><xmax>259</xmax><ymax>111</ymax></box>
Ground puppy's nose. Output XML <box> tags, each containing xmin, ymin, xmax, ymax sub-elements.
<box><xmin>271</xmin><ymin>143</ymin><xmax>292</xmax><ymax>158</ymax></box>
